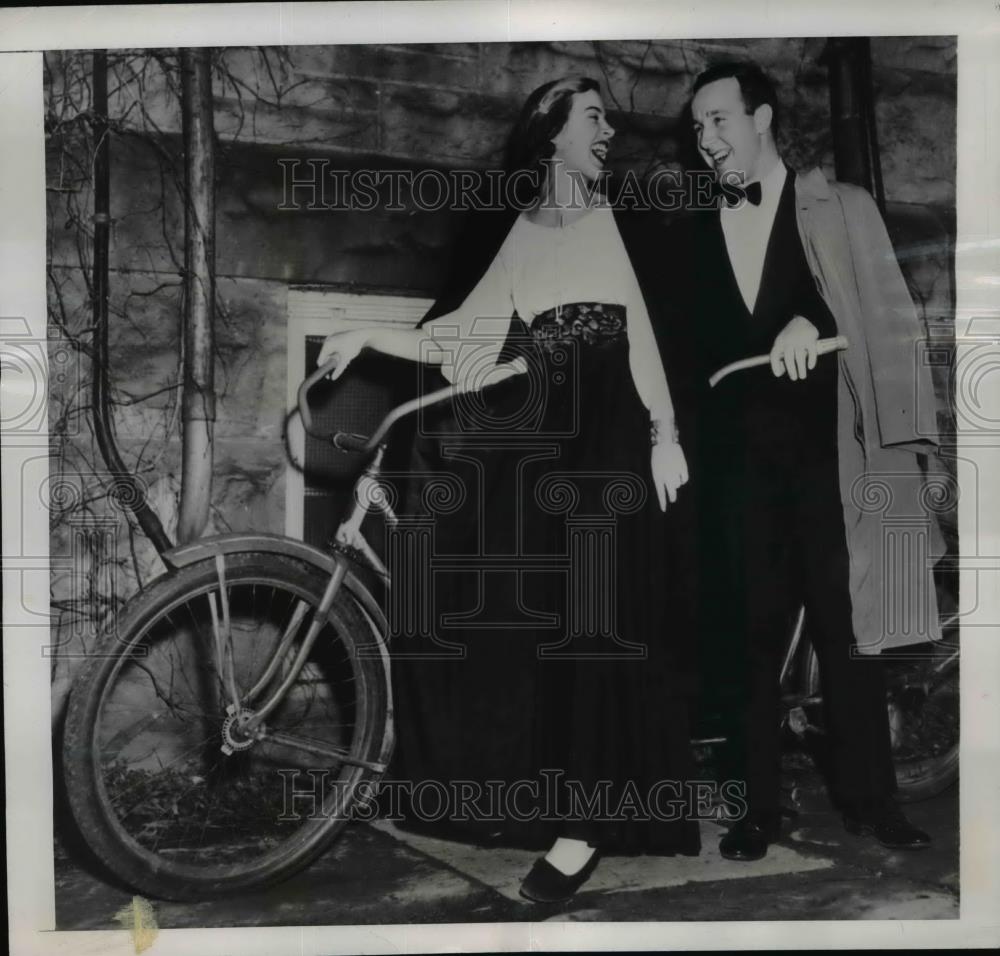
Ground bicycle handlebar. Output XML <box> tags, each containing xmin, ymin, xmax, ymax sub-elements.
<box><xmin>300</xmin><ymin>335</ymin><xmax>848</xmax><ymax>454</ymax></box>
<box><xmin>709</xmin><ymin>335</ymin><xmax>848</xmax><ymax>388</ymax></box>
<box><xmin>297</xmin><ymin>356</ymin><xmax>525</xmax><ymax>455</ymax></box>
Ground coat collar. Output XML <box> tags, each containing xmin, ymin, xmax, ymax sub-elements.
<box><xmin>795</xmin><ymin>166</ymin><xmax>832</xmax><ymax>202</ymax></box>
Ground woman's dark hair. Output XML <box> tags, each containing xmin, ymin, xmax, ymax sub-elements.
<box><xmin>503</xmin><ymin>75</ymin><xmax>601</xmax><ymax>207</ymax></box>
<box><xmin>692</xmin><ymin>60</ymin><xmax>780</xmax><ymax>142</ymax></box>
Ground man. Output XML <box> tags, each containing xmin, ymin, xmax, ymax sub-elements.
<box><xmin>671</xmin><ymin>61</ymin><xmax>941</xmax><ymax>861</ymax></box>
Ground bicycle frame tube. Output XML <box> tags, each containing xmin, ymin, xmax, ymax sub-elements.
<box><xmin>234</xmin><ymin>447</ymin><xmax>395</xmax><ymax>728</ymax></box>
<box><xmin>779</xmin><ymin>606</ymin><xmax>807</xmax><ymax>687</ymax></box>
<box><xmin>242</xmin><ymin>598</ymin><xmax>312</xmax><ymax>705</ymax></box>
<box><xmin>207</xmin><ymin>554</ymin><xmax>242</xmax><ymax>712</ymax></box>
<box><xmin>242</xmin><ymin>556</ymin><xmax>351</xmax><ymax>731</ymax></box>
<box><xmin>329</xmin><ymin>444</ymin><xmax>394</xmax><ymax>580</ymax></box>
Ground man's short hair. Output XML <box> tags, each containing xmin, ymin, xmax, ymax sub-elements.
<box><xmin>693</xmin><ymin>61</ymin><xmax>780</xmax><ymax>142</ymax></box>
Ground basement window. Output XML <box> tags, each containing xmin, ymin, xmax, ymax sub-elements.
<box><xmin>285</xmin><ymin>288</ymin><xmax>433</xmax><ymax>549</ymax></box>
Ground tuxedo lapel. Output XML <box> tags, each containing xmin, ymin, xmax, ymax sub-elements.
<box><xmin>750</xmin><ymin>168</ymin><xmax>795</xmax><ymax>321</ymax></box>
<box><xmin>706</xmin><ymin>210</ymin><xmax>748</xmax><ymax>313</ymax></box>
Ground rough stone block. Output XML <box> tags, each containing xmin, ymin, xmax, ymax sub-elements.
<box><xmin>214</xmin><ymin>95</ymin><xmax>381</xmax><ymax>150</ymax></box>
<box><xmin>586</xmin><ymin>40</ymin><xmax>707</xmax><ymax>114</ymax></box>
<box><xmin>874</xmin><ymin>92</ymin><xmax>955</xmax><ymax>207</ymax></box>
<box><xmin>293</xmin><ymin>44</ymin><xmax>480</xmax><ymax>91</ymax></box>
<box><xmin>381</xmin><ymin>43</ymin><xmax>480</xmax><ymax>61</ymax></box>
<box><xmin>213</xmin><ymin>277</ymin><xmax>289</xmax><ymax>441</ymax></box>
<box><xmin>107</xmin><ymin>53</ymin><xmax>182</xmax><ymax>135</ymax></box>
<box><xmin>479</xmin><ymin>41</ymin><xmax>598</xmax><ymax>100</ymax></box>
<box><xmin>208</xmin><ymin>438</ymin><xmax>288</xmax><ymax>535</ymax></box>
<box><xmin>603</xmin><ymin>127</ymin><xmax>673</xmax><ymax>179</ymax></box>
<box><xmin>269</xmin><ymin>74</ymin><xmax>380</xmax><ymax>116</ymax></box>
<box><xmin>870</xmin><ymin>36</ymin><xmax>957</xmax><ymax>76</ymax></box>
<box><xmin>46</xmin><ymin>133</ymin><xmax>184</xmax><ymax>275</ymax></box>
<box><xmin>214</xmin><ymin>134</ymin><xmax>462</xmax><ymax>290</ymax></box>
<box><xmin>380</xmin><ymin>84</ymin><xmax>513</xmax><ymax>165</ymax></box>
<box><xmin>884</xmin><ymin>202</ymin><xmax>955</xmax><ymax>325</ymax></box>
<box><xmin>215</xmin><ymin>48</ymin><xmax>380</xmax><ymax>113</ymax></box>
<box><xmin>106</xmin><ymin>136</ymin><xmax>185</xmax><ymax>275</ymax></box>
<box><xmin>114</xmin><ymin>435</ymin><xmax>288</xmax><ymax>538</ymax></box>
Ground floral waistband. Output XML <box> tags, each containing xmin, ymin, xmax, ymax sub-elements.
<box><xmin>530</xmin><ymin>302</ymin><xmax>627</xmax><ymax>351</ymax></box>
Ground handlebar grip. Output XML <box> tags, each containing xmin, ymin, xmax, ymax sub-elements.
<box><xmin>296</xmin><ymin>358</ymin><xmax>372</xmax><ymax>451</ymax></box>
<box><xmin>815</xmin><ymin>335</ymin><xmax>848</xmax><ymax>355</ymax></box>
<box><xmin>331</xmin><ymin>432</ymin><xmax>370</xmax><ymax>453</ymax></box>
<box><xmin>297</xmin><ymin>359</ymin><xmax>338</xmax><ymax>438</ymax></box>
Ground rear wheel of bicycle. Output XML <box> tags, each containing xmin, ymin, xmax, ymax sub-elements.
<box><xmin>883</xmin><ymin>645</ymin><xmax>959</xmax><ymax>802</ymax></box>
<box><xmin>805</xmin><ymin>640</ymin><xmax>958</xmax><ymax>803</ymax></box>
<box><xmin>62</xmin><ymin>552</ymin><xmax>390</xmax><ymax>901</ymax></box>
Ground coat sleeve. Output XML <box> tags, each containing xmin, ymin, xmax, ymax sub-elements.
<box><xmin>847</xmin><ymin>188</ymin><xmax>940</xmax><ymax>449</ymax></box>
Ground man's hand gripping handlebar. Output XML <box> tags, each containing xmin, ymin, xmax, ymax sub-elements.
<box><xmin>709</xmin><ymin>335</ymin><xmax>848</xmax><ymax>388</ymax></box>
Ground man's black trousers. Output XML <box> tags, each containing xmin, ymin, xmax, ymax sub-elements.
<box><xmin>698</xmin><ymin>361</ymin><xmax>897</xmax><ymax>816</ymax></box>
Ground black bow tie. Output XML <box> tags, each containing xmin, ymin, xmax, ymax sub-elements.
<box><xmin>719</xmin><ymin>180</ymin><xmax>763</xmax><ymax>207</ymax></box>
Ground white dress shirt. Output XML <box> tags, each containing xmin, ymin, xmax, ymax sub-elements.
<box><xmin>720</xmin><ymin>159</ymin><xmax>789</xmax><ymax>314</ymax></box>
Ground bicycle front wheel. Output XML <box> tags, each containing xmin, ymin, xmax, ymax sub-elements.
<box><xmin>62</xmin><ymin>551</ymin><xmax>390</xmax><ymax>901</ymax></box>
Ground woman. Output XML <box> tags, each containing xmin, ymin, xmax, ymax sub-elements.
<box><xmin>318</xmin><ymin>76</ymin><xmax>701</xmax><ymax>902</ymax></box>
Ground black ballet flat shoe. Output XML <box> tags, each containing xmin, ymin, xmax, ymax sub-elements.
<box><xmin>519</xmin><ymin>851</ymin><xmax>601</xmax><ymax>904</ymax></box>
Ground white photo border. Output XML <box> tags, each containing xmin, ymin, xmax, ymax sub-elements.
<box><xmin>3</xmin><ymin>1</ymin><xmax>998</xmax><ymax>953</ymax></box>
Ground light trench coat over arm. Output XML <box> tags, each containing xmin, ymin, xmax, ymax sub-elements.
<box><xmin>794</xmin><ymin>167</ymin><xmax>946</xmax><ymax>653</ymax></box>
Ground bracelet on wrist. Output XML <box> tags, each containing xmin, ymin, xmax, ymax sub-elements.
<box><xmin>650</xmin><ymin>418</ymin><xmax>680</xmax><ymax>446</ymax></box>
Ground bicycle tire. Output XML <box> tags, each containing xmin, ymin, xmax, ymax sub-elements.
<box><xmin>61</xmin><ymin>551</ymin><xmax>390</xmax><ymax>901</ymax></box>
<box><xmin>885</xmin><ymin>651</ymin><xmax>959</xmax><ymax>803</ymax></box>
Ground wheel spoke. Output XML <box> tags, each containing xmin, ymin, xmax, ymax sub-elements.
<box><xmin>261</xmin><ymin>730</ymin><xmax>387</xmax><ymax>773</ymax></box>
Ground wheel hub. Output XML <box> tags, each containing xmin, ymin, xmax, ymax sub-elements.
<box><xmin>220</xmin><ymin>707</ymin><xmax>263</xmax><ymax>755</ymax></box>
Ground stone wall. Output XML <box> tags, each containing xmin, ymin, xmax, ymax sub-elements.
<box><xmin>45</xmin><ymin>37</ymin><xmax>957</xmax><ymax>697</ymax></box>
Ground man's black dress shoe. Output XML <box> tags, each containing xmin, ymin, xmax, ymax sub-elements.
<box><xmin>719</xmin><ymin>813</ymin><xmax>781</xmax><ymax>862</ymax></box>
<box><xmin>843</xmin><ymin>800</ymin><xmax>931</xmax><ymax>850</ymax></box>
<box><xmin>519</xmin><ymin>850</ymin><xmax>601</xmax><ymax>903</ymax></box>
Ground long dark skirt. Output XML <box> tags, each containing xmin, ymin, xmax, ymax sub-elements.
<box><xmin>387</xmin><ymin>305</ymin><xmax>701</xmax><ymax>856</ymax></box>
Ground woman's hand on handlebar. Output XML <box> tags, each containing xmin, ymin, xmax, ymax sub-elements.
<box><xmin>317</xmin><ymin>329</ymin><xmax>369</xmax><ymax>381</ymax></box>
<box><xmin>651</xmin><ymin>437</ymin><xmax>688</xmax><ymax>510</ymax></box>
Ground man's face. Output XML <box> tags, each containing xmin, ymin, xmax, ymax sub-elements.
<box><xmin>691</xmin><ymin>77</ymin><xmax>766</xmax><ymax>183</ymax></box>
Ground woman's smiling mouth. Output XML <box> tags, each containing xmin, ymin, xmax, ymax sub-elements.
<box><xmin>591</xmin><ymin>141</ymin><xmax>609</xmax><ymax>164</ymax></box>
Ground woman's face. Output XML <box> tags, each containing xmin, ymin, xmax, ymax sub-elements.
<box><xmin>549</xmin><ymin>89</ymin><xmax>615</xmax><ymax>184</ymax></box>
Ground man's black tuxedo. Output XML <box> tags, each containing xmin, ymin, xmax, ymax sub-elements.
<box><xmin>668</xmin><ymin>168</ymin><xmax>897</xmax><ymax>817</ymax></box>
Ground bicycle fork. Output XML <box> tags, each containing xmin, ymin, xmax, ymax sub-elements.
<box><xmin>206</xmin><ymin>448</ymin><xmax>392</xmax><ymax>771</ymax></box>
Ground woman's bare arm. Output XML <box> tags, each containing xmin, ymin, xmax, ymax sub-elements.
<box><xmin>316</xmin><ymin>325</ymin><xmax>445</xmax><ymax>379</ymax></box>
